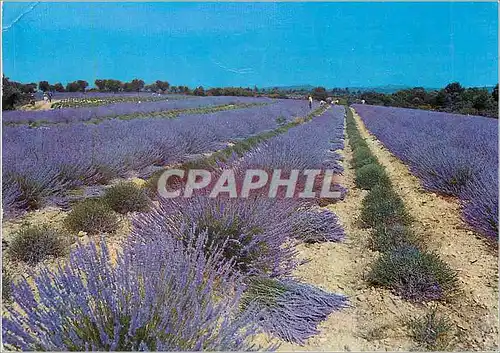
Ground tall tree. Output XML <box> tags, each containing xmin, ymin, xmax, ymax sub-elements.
<box><xmin>38</xmin><ymin>81</ymin><xmax>50</xmax><ymax>92</ymax></box>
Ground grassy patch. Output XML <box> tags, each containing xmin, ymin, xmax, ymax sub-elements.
<box><xmin>405</xmin><ymin>308</ymin><xmax>455</xmax><ymax>350</ymax></box>
<box><xmin>347</xmin><ymin>105</ymin><xmax>459</xmax><ymax>304</ymax></box>
<box><xmin>370</xmin><ymin>223</ymin><xmax>421</xmax><ymax>252</ymax></box>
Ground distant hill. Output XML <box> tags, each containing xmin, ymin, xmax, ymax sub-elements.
<box><xmin>262</xmin><ymin>85</ymin><xmax>316</xmax><ymax>91</ymax></box>
<box><xmin>263</xmin><ymin>84</ymin><xmax>496</xmax><ymax>94</ymax></box>
<box><xmin>262</xmin><ymin>84</ymin><xmax>411</xmax><ymax>94</ymax></box>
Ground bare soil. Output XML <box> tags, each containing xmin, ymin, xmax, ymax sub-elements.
<box><xmin>277</xmin><ymin>129</ymin><xmax>417</xmax><ymax>351</ymax></box>
<box><xmin>19</xmin><ymin>99</ymin><xmax>60</xmax><ymax>111</ymax></box>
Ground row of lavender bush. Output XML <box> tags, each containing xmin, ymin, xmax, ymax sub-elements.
<box><xmin>34</xmin><ymin>91</ymin><xmax>189</xmax><ymax>100</ymax></box>
<box><xmin>352</xmin><ymin>104</ymin><xmax>498</xmax><ymax>240</ymax></box>
<box><xmin>2</xmin><ymin>100</ymin><xmax>317</xmax><ymax>218</ymax></box>
<box><xmin>148</xmin><ymin>106</ymin><xmax>348</xmax><ymax>343</ymax></box>
<box><xmin>3</xmin><ymin>106</ymin><xmax>348</xmax><ymax>350</ymax></box>
<box><xmin>3</xmin><ymin>96</ymin><xmax>273</xmax><ymax>124</ymax></box>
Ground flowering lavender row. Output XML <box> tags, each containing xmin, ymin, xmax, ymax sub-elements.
<box><xmin>3</xmin><ymin>227</ymin><xmax>270</xmax><ymax>351</ymax></box>
<box><xmin>35</xmin><ymin>91</ymin><xmax>189</xmax><ymax>100</ymax></box>
<box><xmin>227</xmin><ymin>105</ymin><xmax>347</xmax><ymax>200</ymax></box>
<box><xmin>2</xmin><ymin>101</ymin><xmax>316</xmax><ymax>217</ymax></box>
<box><xmin>236</xmin><ymin>106</ymin><xmax>345</xmax><ymax>173</ymax></box>
<box><xmin>3</xmin><ymin>96</ymin><xmax>273</xmax><ymax>124</ymax></box>
<box><xmin>353</xmin><ymin>104</ymin><xmax>498</xmax><ymax>240</ymax></box>
<box><xmin>146</xmin><ymin>106</ymin><xmax>349</xmax><ymax>344</ymax></box>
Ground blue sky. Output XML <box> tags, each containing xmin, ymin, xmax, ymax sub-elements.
<box><xmin>2</xmin><ymin>2</ymin><xmax>498</xmax><ymax>88</ymax></box>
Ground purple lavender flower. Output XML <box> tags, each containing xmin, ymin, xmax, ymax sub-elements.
<box><xmin>3</xmin><ymin>228</ymin><xmax>270</xmax><ymax>351</ymax></box>
<box><xmin>241</xmin><ymin>277</ymin><xmax>349</xmax><ymax>344</ymax></box>
<box><xmin>293</xmin><ymin>208</ymin><xmax>345</xmax><ymax>243</ymax></box>
<box><xmin>132</xmin><ymin>196</ymin><xmax>302</xmax><ymax>278</ymax></box>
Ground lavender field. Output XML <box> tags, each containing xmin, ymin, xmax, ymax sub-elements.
<box><xmin>2</xmin><ymin>95</ymin><xmax>498</xmax><ymax>351</ymax></box>
<box><xmin>4</xmin><ymin>96</ymin><xmax>273</xmax><ymax>124</ymax></box>
<box><xmin>353</xmin><ymin>104</ymin><xmax>498</xmax><ymax>240</ymax></box>
<box><xmin>2</xmin><ymin>99</ymin><xmax>318</xmax><ymax>217</ymax></box>
<box><xmin>2</xmin><ymin>98</ymin><xmax>355</xmax><ymax>350</ymax></box>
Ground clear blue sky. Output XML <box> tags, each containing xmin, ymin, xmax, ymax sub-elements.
<box><xmin>2</xmin><ymin>2</ymin><xmax>498</xmax><ymax>88</ymax></box>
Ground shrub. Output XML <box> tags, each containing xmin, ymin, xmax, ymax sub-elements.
<box><xmin>361</xmin><ymin>185</ymin><xmax>411</xmax><ymax>227</ymax></box>
<box><xmin>355</xmin><ymin>163</ymin><xmax>391</xmax><ymax>190</ymax></box>
<box><xmin>352</xmin><ymin>146</ymin><xmax>377</xmax><ymax>168</ymax></box>
<box><xmin>103</xmin><ymin>182</ymin><xmax>150</xmax><ymax>214</ymax></box>
<box><xmin>405</xmin><ymin>308</ymin><xmax>455</xmax><ymax>350</ymax></box>
<box><xmin>241</xmin><ymin>277</ymin><xmax>348</xmax><ymax>344</ymax></box>
<box><xmin>7</xmin><ymin>225</ymin><xmax>68</xmax><ymax>265</ymax></box>
<box><xmin>370</xmin><ymin>223</ymin><xmax>420</xmax><ymax>253</ymax></box>
<box><xmin>64</xmin><ymin>198</ymin><xmax>119</xmax><ymax>235</ymax></box>
<box><xmin>133</xmin><ymin>196</ymin><xmax>301</xmax><ymax>277</ymax></box>
<box><xmin>368</xmin><ymin>245</ymin><xmax>459</xmax><ymax>302</ymax></box>
<box><xmin>2</xmin><ymin>230</ymin><xmax>266</xmax><ymax>351</ymax></box>
<box><xmin>293</xmin><ymin>209</ymin><xmax>345</xmax><ymax>243</ymax></box>
<box><xmin>4</xmin><ymin>173</ymin><xmax>45</xmax><ymax>211</ymax></box>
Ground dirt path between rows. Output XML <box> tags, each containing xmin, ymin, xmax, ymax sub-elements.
<box><xmin>351</xmin><ymin>108</ymin><xmax>498</xmax><ymax>351</ymax></box>
<box><xmin>277</xmin><ymin>123</ymin><xmax>417</xmax><ymax>351</ymax></box>
<box><xmin>19</xmin><ymin>99</ymin><xmax>60</xmax><ymax>111</ymax></box>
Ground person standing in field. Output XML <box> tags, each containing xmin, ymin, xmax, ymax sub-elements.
<box><xmin>308</xmin><ymin>96</ymin><xmax>313</xmax><ymax>109</ymax></box>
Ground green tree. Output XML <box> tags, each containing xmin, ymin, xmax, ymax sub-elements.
<box><xmin>311</xmin><ymin>87</ymin><xmax>328</xmax><ymax>101</ymax></box>
<box><xmin>53</xmin><ymin>83</ymin><xmax>65</xmax><ymax>92</ymax></box>
<box><xmin>2</xmin><ymin>76</ymin><xmax>23</xmax><ymax>110</ymax></box>
<box><xmin>155</xmin><ymin>80</ymin><xmax>170</xmax><ymax>92</ymax></box>
<box><xmin>94</xmin><ymin>79</ymin><xmax>106</xmax><ymax>91</ymax></box>
<box><xmin>193</xmin><ymin>86</ymin><xmax>205</xmax><ymax>96</ymax></box>
<box><xmin>38</xmin><ymin>81</ymin><xmax>50</xmax><ymax>92</ymax></box>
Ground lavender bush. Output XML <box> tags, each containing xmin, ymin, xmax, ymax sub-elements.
<box><xmin>241</xmin><ymin>277</ymin><xmax>348</xmax><ymax>344</ymax></box>
<box><xmin>353</xmin><ymin>104</ymin><xmax>498</xmax><ymax>240</ymax></box>
<box><xmin>368</xmin><ymin>245</ymin><xmax>458</xmax><ymax>302</ymax></box>
<box><xmin>3</xmin><ymin>228</ymin><xmax>268</xmax><ymax>351</ymax></box>
<box><xmin>293</xmin><ymin>208</ymin><xmax>345</xmax><ymax>243</ymax></box>
<box><xmin>132</xmin><ymin>196</ymin><xmax>302</xmax><ymax>278</ymax></box>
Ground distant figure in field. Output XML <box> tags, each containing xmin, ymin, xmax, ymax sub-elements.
<box><xmin>30</xmin><ymin>93</ymin><xmax>36</xmax><ymax>106</ymax></box>
<box><xmin>47</xmin><ymin>92</ymin><xmax>52</xmax><ymax>103</ymax></box>
<box><xmin>308</xmin><ymin>96</ymin><xmax>313</xmax><ymax>109</ymax></box>
<box><xmin>43</xmin><ymin>93</ymin><xmax>48</xmax><ymax>103</ymax></box>
<box><xmin>361</xmin><ymin>99</ymin><xmax>366</xmax><ymax>104</ymax></box>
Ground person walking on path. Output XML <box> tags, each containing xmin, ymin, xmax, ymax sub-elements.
<box><xmin>308</xmin><ymin>96</ymin><xmax>313</xmax><ymax>109</ymax></box>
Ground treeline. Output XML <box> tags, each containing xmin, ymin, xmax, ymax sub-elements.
<box><xmin>352</xmin><ymin>83</ymin><xmax>499</xmax><ymax>118</ymax></box>
<box><xmin>3</xmin><ymin>75</ymin><xmax>498</xmax><ymax>117</ymax></box>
